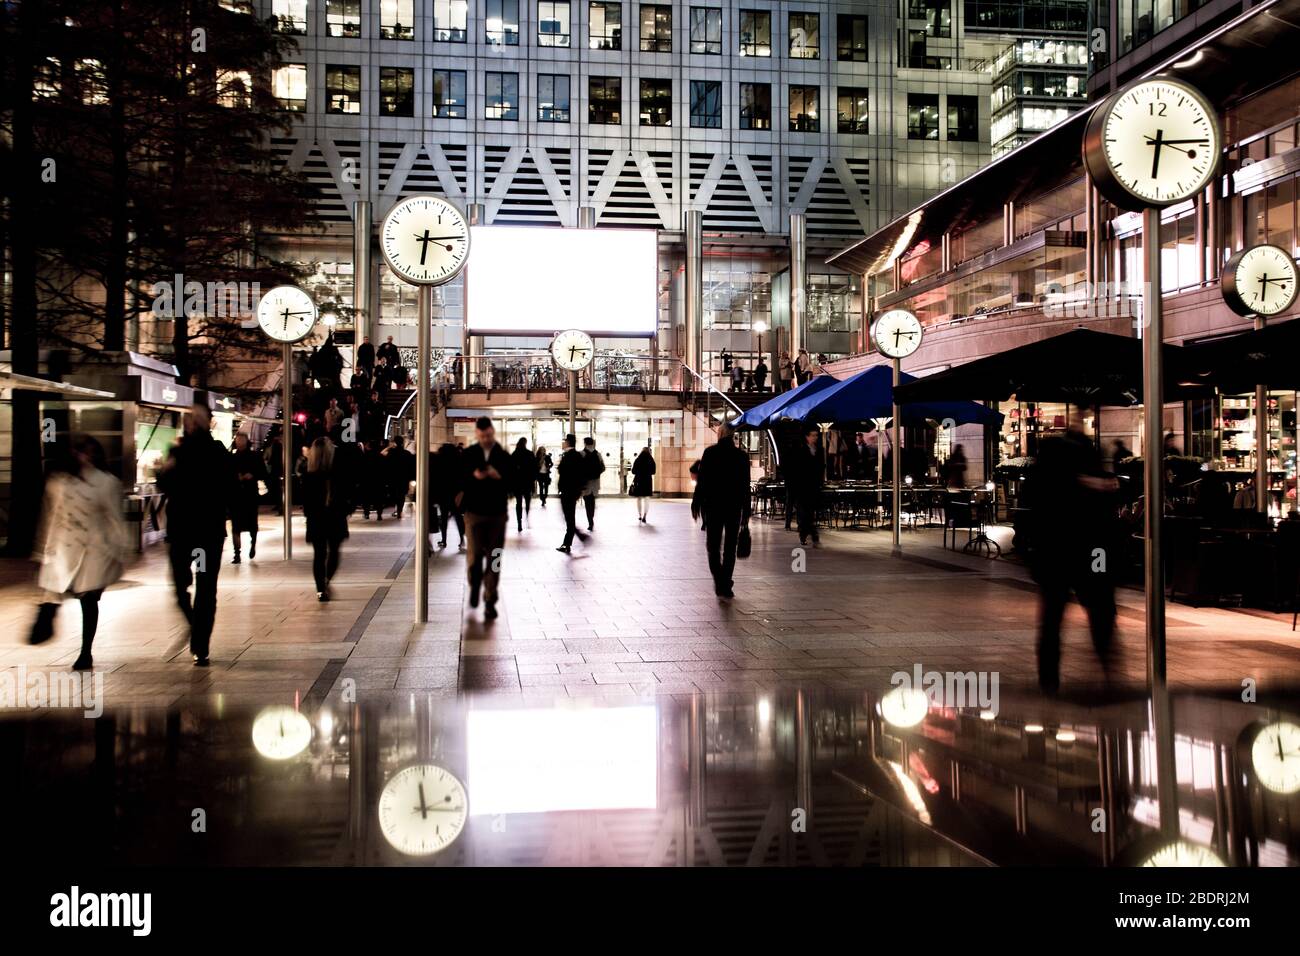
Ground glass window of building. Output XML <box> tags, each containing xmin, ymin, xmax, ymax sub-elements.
<box><xmin>432</xmin><ymin>69</ymin><xmax>467</xmax><ymax>118</ymax></box>
<box><xmin>325</xmin><ymin>65</ymin><xmax>362</xmax><ymax>114</ymax></box>
<box><xmin>381</xmin><ymin>0</ymin><xmax>415</xmax><ymax>39</ymax></box>
<box><xmin>907</xmin><ymin>93</ymin><xmax>939</xmax><ymax>139</ymax></box>
<box><xmin>589</xmin><ymin>75</ymin><xmax>622</xmax><ymax>124</ymax></box>
<box><xmin>433</xmin><ymin>0</ymin><xmax>468</xmax><ymax>41</ymax></box>
<box><xmin>485</xmin><ymin>71</ymin><xmax>519</xmax><ymax>120</ymax></box>
<box><xmin>690</xmin><ymin>7</ymin><xmax>722</xmax><ymax>54</ymax></box>
<box><xmin>273</xmin><ymin>64</ymin><xmax>307</xmax><ymax>111</ymax></box>
<box><xmin>837</xmin><ymin>14</ymin><xmax>869</xmax><ymax>61</ymax></box>
<box><xmin>789</xmin><ymin>85</ymin><xmax>819</xmax><ymax>132</ymax></box>
<box><xmin>272</xmin><ymin>0</ymin><xmax>307</xmax><ymax>34</ymax></box>
<box><xmin>326</xmin><ymin>0</ymin><xmax>362</xmax><ymax>37</ymax></box>
<box><xmin>538</xmin><ymin>74</ymin><xmax>571</xmax><ymax>121</ymax></box>
<box><xmin>739</xmin><ymin>82</ymin><xmax>771</xmax><ymax>130</ymax></box>
<box><xmin>910</xmin><ymin>0</ymin><xmax>951</xmax><ymax>37</ymax></box>
<box><xmin>486</xmin><ymin>0</ymin><xmax>521</xmax><ymax>46</ymax></box>
<box><xmin>590</xmin><ymin>2</ymin><xmax>623</xmax><ymax>49</ymax></box>
<box><xmin>539</xmin><ymin>2</ymin><xmax>571</xmax><ymax>46</ymax></box>
<box><xmin>379</xmin><ymin>67</ymin><xmax>415</xmax><ymax>116</ymax></box>
<box><xmin>947</xmin><ymin>94</ymin><xmax>978</xmax><ymax>141</ymax></box>
<box><xmin>836</xmin><ymin>87</ymin><xmax>868</xmax><ymax>133</ymax></box>
<box><xmin>807</xmin><ymin>273</ymin><xmax>861</xmax><ymax>333</ymax></box>
<box><xmin>217</xmin><ymin>70</ymin><xmax>253</xmax><ymax>109</ymax></box>
<box><xmin>739</xmin><ymin>10</ymin><xmax>771</xmax><ymax>57</ymax></box>
<box><xmin>640</xmin><ymin>4</ymin><xmax>672</xmax><ymax>52</ymax></box>
<box><xmin>640</xmin><ymin>77</ymin><xmax>672</xmax><ymax>126</ymax></box>
<box><xmin>690</xmin><ymin>79</ymin><xmax>722</xmax><ymax>127</ymax></box>
<box><xmin>789</xmin><ymin>12</ymin><xmax>820</xmax><ymax>59</ymax></box>
<box><xmin>704</xmin><ymin>261</ymin><xmax>771</xmax><ymax>331</ymax></box>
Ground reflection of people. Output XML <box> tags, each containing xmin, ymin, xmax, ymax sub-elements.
<box><xmin>29</xmin><ymin>436</ymin><xmax>129</xmax><ymax>671</ymax></box>
<box><xmin>692</xmin><ymin>424</ymin><xmax>752</xmax><ymax>599</ymax></box>
<box><xmin>631</xmin><ymin>446</ymin><xmax>656</xmax><ymax>524</ymax></box>
<box><xmin>1024</xmin><ymin>430</ymin><xmax>1119</xmax><ymax>693</ymax></box>
<box><xmin>461</xmin><ymin>417</ymin><xmax>512</xmax><ymax>621</ymax></box>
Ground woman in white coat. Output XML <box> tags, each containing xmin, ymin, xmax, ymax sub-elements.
<box><xmin>30</xmin><ymin>436</ymin><xmax>129</xmax><ymax>670</ymax></box>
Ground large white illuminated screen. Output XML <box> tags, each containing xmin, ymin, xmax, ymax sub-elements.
<box><xmin>465</xmin><ymin>225</ymin><xmax>658</xmax><ymax>336</ymax></box>
<box><xmin>466</xmin><ymin>706</ymin><xmax>658</xmax><ymax>815</ymax></box>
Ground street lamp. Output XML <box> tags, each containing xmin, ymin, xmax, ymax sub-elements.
<box><xmin>752</xmin><ymin>319</ymin><xmax>768</xmax><ymax>354</ymax></box>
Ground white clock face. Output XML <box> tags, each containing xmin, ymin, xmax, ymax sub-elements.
<box><xmin>1228</xmin><ymin>245</ymin><xmax>1298</xmax><ymax>317</ymax></box>
<box><xmin>1141</xmin><ymin>840</ymin><xmax>1225</xmax><ymax>867</ymax></box>
<box><xmin>872</xmin><ymin>310</ymin><xmax>923</xmax><ymax>359</ymax></box>
<box><xmin>1251</xmin><ymin>720</ymin><xmax>1300</xmax><ymax>794</ymax></box>
<box><xmin>256</xmin><ymin>286</ymin><xmax>317</xmax><ymax>344</ymax></box>
<box><xmin>381</xmin><ymin>195</ymin><xmax>470</xmax><ymax>286</ymax></box>
<box><xmin>879</xmin><ymin>686</ymin><xmax>929</xmax><ymax>728</ymax></box>
<box><xmin>378</xmin><ymin>763</ymin><xmax>469</xmax><ymax>857</ymax></box>
<box><xmin>1097</xmin><ymin>79</ymin><xmax>1219</xmax><ymax>207</ymax></box>
<box><xmin>551</xmin><ymin>329</ymin><xmax>595</xmax><ymax>371</ymax></box>
<box><xmin>251</xmin><ymin>706</ymin><xmax>313</xmax><ymax>760</ymax></box>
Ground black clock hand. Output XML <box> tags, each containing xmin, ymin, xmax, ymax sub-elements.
<box><xmin>1279</xmin><ymin>734</ymin><xmax>1286</xmax><ymax>762</ymax></box>
<box><xmin>417</xmin><ymin>783</ymin><xmax>429</xmax><ymax>819</ymax></box>
<box><xmin>1149</xmin><ymin>128</ymin><xmax>1164</xmax><ymax>179</ymax></box>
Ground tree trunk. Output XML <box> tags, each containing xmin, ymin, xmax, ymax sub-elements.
<box><xmin>102</xmin><ymin>0</ymin><xmax>128</xmax><ymax>352</ymax></box>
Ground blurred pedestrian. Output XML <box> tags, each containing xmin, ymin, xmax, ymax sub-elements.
<box><xmin>303</xmin><ymin>437</ymin><xmax>349</xmax><ymax>602</ymax></box>
<box><xmin>790</xmin><ymin>425</ymin><xmax>825</xmax><ymax>547</ymax></box>
<box><xmin>29</xmin><ymin>436</ymin><xmax>129</xmax><ymax>671</ymax></box>
<box><xmin>461</xmin><ymin>417</ymin><xmax>512</xmax><ymax>620</ymax></box>
<box><xmin>556</xmin><ymin>434</ymin><xmax>589</xmax><ymax>553</ymax></box>
<box><xmin>510</xmin><ymin>436</ymin><xmax>537</xmax><ymax>532</ymax></box>
<box><xmin>692</xmin><ymin>423</ymin><xmax>751</xmax><ymax>598</ymax></box>
<box><xmin>630</xmin><ymin>445</ymin><xmax>656</xmax><ymax>524</ymax></box>
<box><xmin>582</xmin><ymin>436</ymin><xmax>605</xmax><ymax>532</ymax></box>
<box><xmin>432</xmin><ymin>442</ymin><xmax>465</xmax><ymax>550</ymax></box>
<box><xmin>535</xmin><ymin>445</ymin><xmax>553</xmax><ymax>506</ymax></box>
<box><xmin>229</xmin><ymin>432</ymin><xmax>265</xmax><ymax>563</ymax></box>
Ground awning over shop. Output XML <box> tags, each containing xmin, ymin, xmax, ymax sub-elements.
<box><xmin>1178</xmin><ymin>318</ymin><xmax>1300</xmax><ymax>393</ymax></box>
<box><xmin>778</xmin><ymin>364</ymin><xmax>1003</xmax><ymax>426</ymax></box>
<box><xmin>729</xmin><ymin>374</ymin><xmax>839</xmax><ymax>430</ymax></box>
<box><xmin>0</xmin><ymin>371</ymin><xmax>115</xmax><ymax>399</ymax></box>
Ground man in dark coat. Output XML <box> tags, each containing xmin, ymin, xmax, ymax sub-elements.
<box><xmin>461</xmin><ymin>417</ymin><xmax>513</xmax><ymax>619</ymax></box>
<box><xmin>789</xmin><ymin>425</ymin><xmax>825</xmax><ymax>546</ymax></box>
<box><xmin>356</xmin><ymin>336</ymin><xmax>376</xmax><ymax>376</ymax></box>
<box><xmin>377</xmin><ymin>335</ymin><xmax>400</xmax><ymax>371</ymax></box>
<box><xmin>692</xmin><ymin>423</ymin><xmax>752</xmax><ymax>598</ymax></box>
<box><xmin>158</xmin><ymin>402</ymin><xmax>236</xmax><ymax>666</ymax></box>
<box><xmin>555</xmin><ymin>434</ymin><xmax>589</xmax><ymax>553</ymax></box>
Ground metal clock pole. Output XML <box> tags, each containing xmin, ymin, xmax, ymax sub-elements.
<box><xmin>891</xmin><ymin>357</ymin><xmax>902</xmax><ymax>555</ymax></box>
<box><xmin>568</xmin><ymin>370</ymin><xmax>577</xmax><ymax>435</ymax></box>
<box><xmin>415</xmin><ymin>284</ymin><xmax>432</xmax><ymax>623</ymax></box>
<box><xmin>283</xmin><ymin>341</ymin><xmax>294</xmax><ymax>560</ymax></box>
<box><xmin>1254</xmin><ymin>313</ymin><xmax>1268</xmax><ymax>516</ymax></box>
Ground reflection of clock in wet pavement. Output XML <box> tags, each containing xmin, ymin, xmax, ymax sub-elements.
<box><xmin>1251</xmin><ymin>720</ymin><xmax>1300</xmax><ymax>794</ymax></box>
<box><xmin>378</xmin><ymin>763</ymin><xmax>469</xmax><ymax>856</ymax></box>
<box><xmin>1140</xmin><ymin>840</ymin><xmax>1225</xmax><ymax>867</ymax></box>
<box><xmin>251</xmin><ymin>705</ymin><xmax>313</xmax><ymax>760</ymax></box>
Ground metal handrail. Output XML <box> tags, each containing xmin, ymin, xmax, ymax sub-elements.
<box><xmin>680</xmin><ymin>361</ymin><xmax>780</xmax><ymax>468</ymax></box>
<box><xmin>384</xmin><ymin>355</ymin><xmax>455</xmax><ymax>439</ymax></box>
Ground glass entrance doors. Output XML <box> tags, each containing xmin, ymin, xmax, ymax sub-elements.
<box><xmin>486</xmin><ymin>415</ymin><xmax>658</xmax><ymax>496</ymax></box>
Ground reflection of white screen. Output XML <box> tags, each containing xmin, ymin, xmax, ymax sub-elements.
<box><xmin>467</xmin><ymin>706</ymin><xmax>658</xmax><ymax>815</ymax></box>
<box><xmin>465</xmin><ymin>226</ymin><xmax>657</xmax><ymax>336</ymax></box>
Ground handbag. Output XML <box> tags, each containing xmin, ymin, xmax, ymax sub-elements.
<box><xmin>736</xmin><ymin>520</ymin><xmax>752</xmax><ymax>559</ymax></box>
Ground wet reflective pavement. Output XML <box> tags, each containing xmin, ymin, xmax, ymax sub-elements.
<box><xmin>3</xmin><ymin>686</ymin><xmax>1297</xmax><ymax>867</ymax></box>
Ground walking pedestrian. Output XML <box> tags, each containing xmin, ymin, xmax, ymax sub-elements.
<box><xmin>384</xmin><ymin>435</ymin><xmax>414</xmax><ymax>518</ymax></box>
<box><xmin>510</xmin><ymin>436</ymin><xmax>537</xmax><ymax>532</ymax></box>
<box><xmin>791</xmin><ymin>425</ymin><xmax>825</xmax><ymax>546</ymax></box>
<box><xmin>555</xmin><ymin>434</ymin><xmax>589</xmax><ymax>553</ymax></box>
<box><xmin>692</xmin><ymin>423</ymin><xmax>751</xmax><ymax>598</ymax></box>
<box><xmin>630</xmin><ymin>445</ymin><xmax>656</xmax><ymax>524</ymax></box>
<box><xmin>535</xmin><ymin>445</ymin><xmax>553</xmax><ymax>506</ymax></box>
<box><xmin>432</xmin><ymin>442</ymin><xmax>465</xmax><ymax>550</ymax></box>
<box><xmin>303</xmin><ymin>437</ymin><xmax>349</xmax><ymax>602</ymax></box>
<box><xmin>461</xmin><ymin>417</ymin><xmax>512</xmax><ymax>621</ymax></box>
<box><xmin>157</xmin><ymin>402</ymin><xmax>235</xmax><ymax>666</ymax></box>
<box><xmin>229</xmin><ymin>432</ymin><xmax>265</xmax><ymax>563</ymax></box>
<box><xmin>582</xmin><ymin>436</ymin><xmax>605</xmax><ymax>531</ymax></box>
<box><xmin>29</xmin><ymin>436</ymin><xmax>129</xmax><ymax>671</ymax></box>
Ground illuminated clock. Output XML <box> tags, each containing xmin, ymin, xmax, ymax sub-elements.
<box><xmin>377</xmin><ymin>763</ymin><xmax>469</xmax><ymax>857</ymax></box>
<box><xmin>1141</xmin><ymin>840</ymin><xmax>1226</xmax><ymax>867</ymax></box>
<box><xmin>251</xmin><ymin>705</ymin><xmax>313</xmax><ymax>760</ymax></box>
<box><xmin>1221</xmin><ymin>244</ymin><xmax>1299</xmax><ymax>317</ymax></box>
<box><xmin>871</xmin><ymin>309</ymin><xmax>923</xmax><ymax>359</ymax></box>
<box><xmin>1250</xmin><ymin>720</ymin><xmax>1300</xmax><ymax>795</ymax></box>
<box><xmin>1083</xmin><ymin>77</ymin><xmax>1220</xmax><ymax>210</ymax></box>
<box><xmin>879</xmin><ymin>686</ymin><xmax>929</xmax><ymax>728</ymax></box>
<box><xmin>380</xmin><ymin>195</ymin><xmax>471</xmax><ymax>286</ymax></box>
<box><xmin>256</xmin><ymin>286</ymin><xmax>318</xmax><ymax>344</ymax></box>
<box><xmin>550</xmin><ymin>328</ymin><xmax>595</xmax><ymax>372</ymax></box>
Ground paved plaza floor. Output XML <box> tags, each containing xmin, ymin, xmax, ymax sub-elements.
<box><xmin>3</xmin><ymin>496</ymin><xmax>1300</xmax><ymax>709</ymax></box>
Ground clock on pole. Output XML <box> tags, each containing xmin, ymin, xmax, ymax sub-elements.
<box><xmin>551</xmin><ymin>328</ymin><xmax>594</xmax><ymax>432</ymax></box>
<box><xmin>1221</xmin><ymin>243</ymin><xmax>1298</xmax><ymax>317</ymax></box>
<box><xmin>377</xmin><ymin>763</ymin><xmax>470</xmax><ymax>857</ymax></box>
<box><xmin>871</xmin><ymin>309</ymin><xmax>922</xmax><ymax>556</ymax></box>
<box><xmin>256</xmin><ymin>285</ymin><xmax>319</xmax><ymax>561</ymax></box>
<box><xmin>380</xmin><ymin>195</ymin><xmax>472</xmax><ymax>626</ymax></box>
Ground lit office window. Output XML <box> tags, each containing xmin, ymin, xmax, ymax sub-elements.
<box><xmin>739</xmin><ymin>82</ymin><xmax>770</xmax><ymax>130</ymax></box>
<box><xmin>486</xmin><ymin>0</ymin><xmax>520</xmax><ymax>45</ymax></box>
<box><xmin>689</xmin><ymin>7</ymin><xmax>721</xmax><ymax>54</ymax></box>
<box><xmin>640</xmin><ymin>78</ymin><xmax>671</xmax><ymax>126</ymax></box>
<box><xmin>836</xmin><ymin>87</ymin><xmax>869</xmax><ymax>133</ymax></box>
<box><xmin>538</xmin><ymin>73</ymin><xmax>571</xmax><ymax>121</ymax></box>
<box><xmin>34</xmin><ymin>57</ymin><xmax>61</xmax><ymax>100</ymax></box>
<box><xmin>539</xmin><ymin>1</ymin><xmax>571</xmax><ymax>46</ymax></box>
<box><xmin>690</xmin><ymin>79</ymin><xmax>721</xmax><ymax>127</ymax></box>
<box><xmin>326</xmin><ymin>65</ymin><xmax>362</xmax><ymax>114</ymax></box>
<box><xmin>379</xmin><ymin>67</ymin><xmax>415</xmax><ymax>116</ymax></box>
<box><xmin>738</xmin><ymin>10</ymin><xmax>770</xmax><ymax>57</ymax></box>
<box><xmin>76</xmin><ymin>58</ymin><xmax>108</xmax><ymax>106</ymax></box>
<box><xmin>789</xmin><ymin>85</ymin><xmax>818</xmax><ymax>132</ymax></box>
<box><xmin>217</xmin><ymin>70</ymin><xmax>253</xmax><ymax>109</ymax></box>
<box><xmin>788</xmin><ymin>12</ymin><xmax>819</xmax><ymax>59</ymax></box>
<box><xmin>485</xmin><ymin>71</ymin><xmax>519</xmax><ymax>119</ymax></box>
<box><xmin>434</xmin><ymin>0</ymin><xmax>468</xmax><ymax>41</ymax></box>
<box><xmin>837</xmin><ymin>14</ymin><xmax>868</xmax><ymax>61</ymax></box>
<box><xmin>381</xmin><ymin>0</ymin><xmax>415</xmax><ymax>39</ymax></box>
<box><xmin>326</xmin><ymin>0</ymin><xmax>362</xmax><ymax>37</ymax></box>
<box><xmin>947</xmin><ymin>94</ymin><xmax>978</xmax><ymax>141</ymax></box>
<box><xmin>272</xmin><ymin>64</ymin><xmax>307</xmax><ymax>111</ymax></box>
<box><xmin>272</xmin><ymin>0</ymin><xmax>307</xmax><ymax>34</ymax></box>
<box><xmin>432</xmin><ymin>69</ymin><xmax>467</xmax><ymax>118</ymax></box>
<box><xmin>589</xmin><ymin>75</ymin><xmax>621</xmax><ymax>124</ymax></box>
<box><xmin>907</xmin><ymin>93</ymin><xmax>939</xmax><ymax>139</ymax></box>
<box><xmin>639</xmin><ymin>4</ymin><xmax>672</xmax><ymax>52</ymax></box>
<box><xmin>589</xmin><ymin>2</ymin><xmax>622</xmax><ymax>49</ymax></box>
<box><xmin>911</xmin><ymin>0</ymin><xmax>951</xmax><ymax>37</ymax></box>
